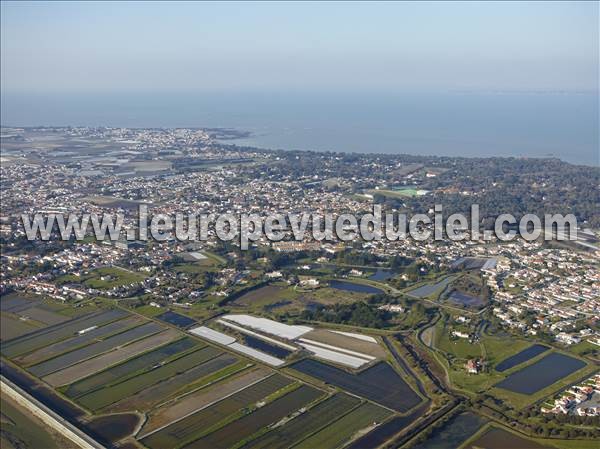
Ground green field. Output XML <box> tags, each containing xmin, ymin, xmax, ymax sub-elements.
<box><xmin>56</xmin><ymin>266</ymin><xmax>146</xmax><ymax>290</ymax></box>
<box><xmin>107</xmin><ymin>353</ymin><xmax>241</xmax><ymax>412</ymax></box>
<box><xmin>63</xmin><ymin>337</ymin><xmax>200</xmax><ymax>398</ymax></box>
<box><xmin>141</xmin><ymin>374</ymin><xmax>295</xmax><ymax>449</ymax></box>
<box><xmin>181</xmin><ymin>385</ymin><xmax>323</xmax><ymax>449</ymax></box>
<box><xmin>292</xmin><ymin>402</ymin><xmax>392</xmax><ymax>449</ymax></box>
<box><xmin>365</xmin><ymin>187</ymin><xmax>420</xmax><ymax>198</ymax></box>
<box><xmin>436</xmin><ymin>329</ymin><xmax>481</xmax><ymax>360</ymax></box>
<box><xmin>231</xmin><ymin>285</ymin><xmax>298</xmax><ymax>309</ymax></box>
<box><xmin>245</xmin><ymin>393</ymin><xmax>361</xmax><ymax>449</ymax></box>
<box><xmin>77</xmin><ymin>346</ymin><xmax>222</xmax><ymax>411</ymax></box>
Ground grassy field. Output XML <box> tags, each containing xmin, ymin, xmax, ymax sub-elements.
<box><xmin>305</xmin><ymin>285</ymin><xmax>373</xmax><ymax>305</ymax></box>
<box><xmin>568</xmin><ymin>340</ymin><xmax>600</xmax><ymax>361</ymax></box>
<box><xmin>435</xmin><ymin>321</ymin><xmax>481</xmax><ymax>360</ymax></box>
<box><xmin>172</xmin><ymin>262</ymin><xmax>213</xmax><ymax>273</ymax></box>
<box><xmin>481</xmin><ymin>335</ymin><xmax>531</xmax><ymax>368</ymax></box>
<box><xmin>202</xmin><ymin>251</ymin><xmax>227</xmax><ymax>265</ymax></box>
<box><xmin>84</xmin><ymin>267</ymin><xmax>146</xmax><ymax>289</ymax></box>
<box><xmin>230</xmin><ymin>285</ymin><xmax>298</xmax><ymax>309</ymax></box>
<box><xmin>365</xmin><ymin>188</ymin><xmax>420</xmax><ymax>198</ymax></box>
<box><xmin>56</xmin><ymin>266</ymin><xmax>146</xmax><ymax>290</ymax></box>
<box><xmin>226</xmin><ymin>282</ymin><xmax>374</xmax><ymax>315</ymax></box>
<box><xmin>133</xmin><ymin>304</ymin><xmax>169</xmax><ymax>317</ymax></box>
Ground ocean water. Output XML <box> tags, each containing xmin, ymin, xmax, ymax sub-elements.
<box><xmin>1</xmin><ymin>91</ymin><xmax>598</xmax><ymax>166</ymax></box>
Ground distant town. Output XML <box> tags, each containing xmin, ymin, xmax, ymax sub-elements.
<box><xmin>1</xmin><ymin>126</ymin><xmax>599</xmax><ymax>449</ymax></box>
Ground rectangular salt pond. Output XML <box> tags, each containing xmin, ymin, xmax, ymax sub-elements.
<box><xmin>495</xmin><ymin>353</ymin><xmax>586</xmax><ymax>395</ymax></box>
<box><xmin>495</xmin><ymin>344</ymin><xmax>549</xmax><ymax>372</ymax></box>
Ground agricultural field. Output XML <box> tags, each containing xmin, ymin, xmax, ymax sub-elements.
<box><xmin>244</xmin><ymin>393</ymin><xmax>361</xmax><ymax>449</ymax></box>
<box><xmin>293</xmin><ymin>401</ymin><xmax>392</xmax><ymax>449</ymax></box>
<box><xmin>214</xmin><ymin>314</ymin><xmax>384</xmax><ymax>368</ymax></box>
<box><xmin>240</xmin><ymin>335</ymin><xmax>292</xmax><ymax>359</ymax></box>
<box><xmin>141</xmin><ymin>374</ymin><xmax>297</xmax><ymax>449</ymax></box>
<box><xmin>63</xmin><ymin>337</ymin><xmax>200</xmax><ymax>398</ymax></box>
<box><xmin>15</xmin><ymin>306</ymin><xmax>69</xmax><ymax>326</ymax></box>
<box><xmin>0</xmin><ymin>314</ymin><xmax>42</xmax><ymax>341</ymax></box>
<box><xmin>14</xmin><ymin>316</ymin><xmax>144</xmax><ymax>366</ymax></box>
<box><xmin>1</xmin><ymin>309</ymin><xmax>129</xmax><ymax>357</ymax></box>
<box><xmin>76</xmin><ymin>345</ymin><xmax>224</xmax><ymax>411</ymax></box>
<box><xmin>0</xmin><ymin>294</ymin><xmax>92</xmax><ymax>341</ymax></box>
<box><xmin>179</xmin><ymin>385</ymin><xmax>323</xmax><ymax>449</ymax></box>
<box><xmin>1</xmin><ymin>305</ymin><xmax>436</xmax><ymax>449</ymax></box>
<box><xmin>462</xmin><ymin>425</ymin><xmax>600</xmax><ymax>449</ymax></box>
<box><xmin>463</xmin><ymin>426</ymin><xmax>552</xmax><ymax>449</ymax></box>
<box><xmin>139</xmin><ymin>367</ymin><xmax>272</xmax><ymax>437</ymax></box>
<box><xmin>291</xmin><ymin>359</ymin><xmax>422</xmax><ymax>412</ymax></box>
<box><xmin>1</xmin><ymin>295</ymin><xmax>36</xmax><ymax>313</ymax></box>
<box><xmin>28</xmin><ymin>321</ymin><xmax>165</xmax><ymax>377</ymax></box>
<box><xmin>107</xmin><ymin>353</ymin><xmax>241</xmax><ymax>412</ymax></box>
<box><xmin>44</xmin><ymin>329</ymin><xmax>181</xmax><ymax>386</ymax></box>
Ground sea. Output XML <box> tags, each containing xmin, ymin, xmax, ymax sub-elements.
<box><xmin>1</xmin><ymin>91</ymin><xmax>598</xmax><ymax>166</ymax></box>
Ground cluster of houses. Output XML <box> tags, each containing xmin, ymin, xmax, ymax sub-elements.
<box><xmin>487</xmin><ymin>246</ymin><xmax>599</xmax><ymax>346</ymax></box>
<box><xmin>541</xmin><ymin>374</ymin><xmax>600</xmax><ymax>416</ymax></box>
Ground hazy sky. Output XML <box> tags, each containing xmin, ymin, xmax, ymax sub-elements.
<box><xmin>1</xmin><ymin>1</ymin><xmax>598</xmax><ymax>93</ymax></box>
